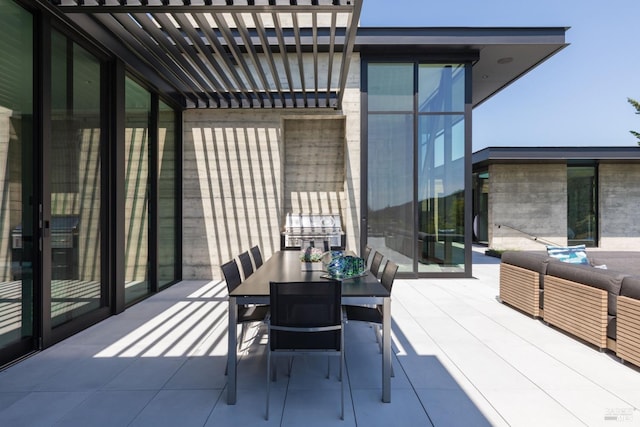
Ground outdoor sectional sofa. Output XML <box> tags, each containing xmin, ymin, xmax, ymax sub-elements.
<box><xmin>499</xmin><ymin>250</ymin><xmax>640</xmax><ymax>369</ymax></box>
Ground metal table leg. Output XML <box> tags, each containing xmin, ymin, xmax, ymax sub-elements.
<box><xmin>382</xmin><ymin>296</ymin><xmax>391</xmax><ymax>402</ymax></box>
<box><xmin>227</xmin><ymin>296</ymin><xmax>238</xmax><ymax>404</ymax></box>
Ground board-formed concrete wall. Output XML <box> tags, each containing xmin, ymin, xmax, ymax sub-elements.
<box><xmin>182</xmin><ymin>55</ymin><xmax>361</xmax><ymax>280</ymax></box>
<box><xmin>489</xmin><ymin>163</ymin><xmax>567</xmax><ymax>251</ymax></box>
<box><xmin>599</xmin><ymin>163</ymin><xmax>640</xmax><ymax>250</ymax></box>
<box><xmin>487</xmin><ymin>162</ymin><xmax>640</xmax><ymax>252</ymax></box>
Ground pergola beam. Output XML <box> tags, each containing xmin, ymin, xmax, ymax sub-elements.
<box><xmin>48</xmin><ymin>0</ymin><xmax>362</xmax><ymax>109</ymax></box>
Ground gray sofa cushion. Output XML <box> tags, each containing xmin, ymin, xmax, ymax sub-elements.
<box><xmin>621</xmin><ymin>276</ymin><xmax>640</xmax><ymax>300</ymax></box>
<box><xmin>501</xmin><ymin>251</ymin><xmax>550</xmax><ymax>274</ymax></box>
<box><xmin>546</xmin><ymin>261</ymin><xmax>628</xmax><ymax>316</ymax></box>
<box><xmin>588</xmin><ymin>252</ymin><xmax>640</xmax><ymax>276</ymax></box>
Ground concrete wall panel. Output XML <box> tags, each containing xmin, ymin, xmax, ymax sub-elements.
<box><xmin>599</xmin><ymin>163</ymin><xmax>640</xmax><ymax>250</ymax></box>
<box><xmin>182</xmin><ymin>55</ymin><xmax>360</xmax><ymax>280</ymax></box>
<box><xmin>489</xmin><ymin>163</ymin><xmax>567</xmax><ymax>251</ymax></box>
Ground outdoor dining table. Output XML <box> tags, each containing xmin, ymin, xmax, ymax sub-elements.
<box><xmin>227</xmin><ymin>250</ymin><xmax>392</xmax><ymax>404</ymax></box>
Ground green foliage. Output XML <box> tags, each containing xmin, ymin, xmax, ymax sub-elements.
<box><xmin>629</xmin><ymin>98</ymin><xmax>640</xmax><ymax>145</ymax></box>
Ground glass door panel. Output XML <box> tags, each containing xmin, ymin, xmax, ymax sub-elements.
<box><xmin>158</xmin><ymin>100</ymin><xmax>177</xmax><ymax>289</ymax></box>
<box><xmin>124</xmin><ymin>77</ymin><xmax>150</xmax><ymax>303</ymax></box>
<box><xmin>0</xmin><ymin>0</ymin><xmax>35</xmax><ymax>363</ymax></box>
<box><xmin>567</xmin><ymin>165</ymin><xmax>597</xmax><ymax>247</ymax></box>
<box><xmin>473</xmin><ymin>172</ymin><xmax>489</xmax><ymax>244</ymax></box>
<box><xmin>50</xmin><ymin>30</ymin><xmax>104</xmax><ymax>327</ymax></box>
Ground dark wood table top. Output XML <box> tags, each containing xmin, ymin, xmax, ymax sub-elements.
<box><xmin>230</xmin><ymin>250</ymin><xmax>389</xmax><ymax>298</ymax></box>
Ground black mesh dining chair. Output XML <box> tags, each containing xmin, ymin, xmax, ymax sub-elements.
<box><xmin>221</xmin><ymin>259</ymin><xmax>269</xmax><ymax>374</ymax></box>
<box><xmin>238</xmin><ymin>251</ymin><xmax>254</xmax><ymax>279</ymax></box>
<box><xmin>344</xmin><ymin>260</ymin><xmax>398</xmax><ymax>375</ymax></box>
<box><xmin>344</xmin><ymin>259</ymin><xmax>398</xmax><ymax>338</ymax></box>
<box><xmin>369</xmin><ymin>251</ymin><xmax>384</xmax><ymax>279</ymax></box>
<box><xmin>363</xmin><ymin>245</ymin><xmax>373</xmax><ymax>267</ymax></box>
<box><xmin>266</xmin><ymin>280</ymin><xmax>344</xmax><ymax>420</ymax></box>
<box><xmin>250</xmin><ymin>245</ymin><xmax>263</xmax><ymax>269</ymax></box>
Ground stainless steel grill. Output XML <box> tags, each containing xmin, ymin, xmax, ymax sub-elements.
<box><xmin>281</xmin><ymin>213</ymin><xmax>345</xmax><ymax>250</ymax></box>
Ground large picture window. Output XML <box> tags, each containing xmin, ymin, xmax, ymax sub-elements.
<box><xmin>366</xmin><ymin>62</ymin><xmax>469</xmax><ymax>276</ymax></box>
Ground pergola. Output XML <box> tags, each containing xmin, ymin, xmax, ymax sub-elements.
<box><xmin>46</xmin><ymin>0</ymin><xmax>362</xmax><ymax>109</ymax></box>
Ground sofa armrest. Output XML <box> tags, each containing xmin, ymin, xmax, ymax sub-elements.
<box><xmin>500</xmin><ymin>263</ymin><xmax>541</xmax><ymax>317</ymax></box>
<box><xmin>617</xmin><ymin>296</ymin><xmax>640</xmax><ymax>368</ymax></box>
<box><xmin>543</xmin><ymin>275</ymin><xmax>608</xmax><ymax>349</ymax></box>
<box><xmin>617</xmin><ymin>277</ymin><xmax>640</xmax><ymax>367</ymax></box>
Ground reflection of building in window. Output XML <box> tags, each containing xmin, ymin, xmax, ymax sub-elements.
<box><xmin>0</xmin><ymin>106</ymin><xmax>14</xmax><ymax>281</ymax></box>
<box><xmin>51</xmin><ymin>118</ymin><xmax>80</xmax><ymax>193</ymax></box>
<box><xmin>11</xmin><ymin>216</ymin><xmax>79</xmax><ymax>281</ymax></box>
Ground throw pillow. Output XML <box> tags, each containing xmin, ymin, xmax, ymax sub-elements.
<box><xmin>546</xmin><ymin>244</ymin><xmax>590</xmax><ymax>265</ymax></box>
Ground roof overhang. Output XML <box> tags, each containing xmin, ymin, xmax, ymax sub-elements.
<box><xmin>355</xmin><ymin>27</ymin><xmax>569</xmax><ymax>108</ymax></box>
<box><xmin>45</xmin><ymin>3</ymin><xmax>567</xmax><ymax>111</ymax></box>
<box><xmin>47</xmin><ymin>0</ymin><xmax>362</xmax><ymax>109</ymax></box>
<box><xmin>473</xmin><ymin>146</ymin><xmax>640</xmax><ymax>169</ymax></box>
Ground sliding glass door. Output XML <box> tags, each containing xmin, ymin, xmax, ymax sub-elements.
<box><xmin>0</xmin><ymin>0</ymin><xmax>36</xmax><ymax>365</ymax></box>
<box><xmin>124</xmin><ymin>77</ymin><xmax>151</xmax><ymax>304</ymax></box>
<box><xmin>0</xmin><ymin>0</ymin><xmax>181</xmax><ymax>368</ymax></box>
<box><xmin>49</xmin><ymin>29</ymin><xmax>105</xmax><ymax>328</ymax></box>
<box><xmin>567</xmin><ymin>164</ymin><xmax>597</xmax><ymax>247</ymax></box>
<box><xmin>158</xmin><ymin>100</ymin><xmax>178</xmax><ymax>289</ymax></box>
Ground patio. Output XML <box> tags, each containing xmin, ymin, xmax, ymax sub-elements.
<box><xmin>1</xmin><ymin>247</ymin><xmax>639</xmax><ymax>427</ymax></box>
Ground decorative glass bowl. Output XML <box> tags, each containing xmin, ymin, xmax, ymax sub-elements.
<box><xmin>321</xmin><ymin>250</ymin><xmax>344</xmax><ymax>268</ymax></box>
<box><xmin>326</xmin><ymin>255</ymin><xmax>365</xmax><ymax>279</ymax></box>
